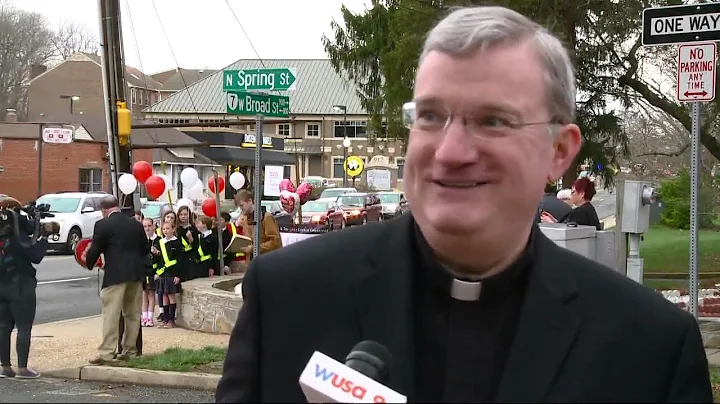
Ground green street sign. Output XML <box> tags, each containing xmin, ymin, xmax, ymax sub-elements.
<box><xmin>226</xmin><ymin>91</ymin><xmax>290</xmax><ymax>118</ymax></box>
<box><xmin>223</xmin><ymin>68</ymin><xmax>297</xmax><ymax>92</ymax></box>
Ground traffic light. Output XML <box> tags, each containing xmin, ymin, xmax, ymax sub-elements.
<box><xmin>117</xmin><ymin>101</ymin><xmax>131</xmax><ymax>146</ymax></box>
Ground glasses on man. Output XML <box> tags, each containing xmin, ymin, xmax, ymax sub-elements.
<box><xmin>402</xmin><ymin>101</ymin><xmax>562</xmax><ymax>139</ymax></box>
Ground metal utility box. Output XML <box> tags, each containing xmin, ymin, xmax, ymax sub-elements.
<box><xmin>594</xmin><ymin>230</ymin><xmax>616</xmax><ymax>270</ymax></box>
<box><xmin>621</xmin><ymin>180</ymin><xmax>657</xmax><ymax>234</ymax></box>
<box><xmin>539</xmin><ymin>223</ymin><xmax>597</xmax><ymax>260</ymax></box>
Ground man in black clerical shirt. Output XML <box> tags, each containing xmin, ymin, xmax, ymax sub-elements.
<box><xmin>216</xmin><ymin>6</ymin><xmax>712</xmax><ymax>403</ymax></box>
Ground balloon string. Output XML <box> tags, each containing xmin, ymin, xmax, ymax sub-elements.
<box><xmin>161</xmin><ymin>160</ymin><xmax>174</xmax><ymax>211</ymax></box>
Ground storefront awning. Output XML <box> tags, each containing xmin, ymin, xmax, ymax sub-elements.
<box><xmin>195</xmin><ymin>146</ymin><xmax>295</xmax><ymax>166</ymax></box>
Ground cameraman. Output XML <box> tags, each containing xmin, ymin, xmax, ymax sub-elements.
<box><xmin>0</xmin><ymin>213</ymin><xmax>56</xmax><ymax>379</ymax></box>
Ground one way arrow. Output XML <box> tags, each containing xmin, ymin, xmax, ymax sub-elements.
<box><xmin>684</xmin><ymin>90</ymin><xmax>708</xmax><ymax>97</ymax></box>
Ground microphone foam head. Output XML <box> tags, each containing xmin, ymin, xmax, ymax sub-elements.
<box><xmin>345</xmin><ymin>340</ymin><xmax>392</xmax><ymax>383</ymax></box>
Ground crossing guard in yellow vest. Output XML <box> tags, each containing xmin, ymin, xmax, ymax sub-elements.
<box><xmin>155</xmin><ymin>221</ymin><xmax>185</xmax><ymax>328</ymax></box>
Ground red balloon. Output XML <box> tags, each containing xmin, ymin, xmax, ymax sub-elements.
<box><xmin>201</xmin><ymin>198</ymin><xmax>217</xmax><ymax>217</ymax></box>
<box><xmin>208</xmin><ymin>176</ymin><xmax>225</xmax><ymax>194</ymax></box>
<box><xmin>145</xmin><ymin>175</ymin><xmax>166</xmax><ymax>199</ymax></box>
<box><xmin>132</xmin><ymin>161</ymin><xmax>153</xmax><ymax>184</ymax></box>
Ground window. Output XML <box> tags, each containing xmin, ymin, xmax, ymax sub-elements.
<box><xmin>306</xmin><ymin>123</ymin><xmax>320</xmax><ymax>138</ymax></box>
<box><xmin>247</xmin><ymin>124</ymin><xmax>256</xmax><ymax>132</ymax></box>
<box><xmin>78</xmin><ymin>168</ymin><xmax>103</xmax><ymax>192</ymax></box>
<box><xmin>332</xmin><ymin>157</ymin><xmax>345</xmax><ymax>179</ymax></box>
<box><xmin>277</xmin><ymin>124</ymin><xmax>291</xmax><ymax>136</ymax></box>
<box><xmin>158</xmin><ymin>118</ymin><xmax>190</xmax><ymax>124</ymax></box>
<box><xmin>334</xmin><ymin>121</ymin><xmax>367</xmax><ymax>138</ymax></box>
<box><xmin>396</xmin><ymin>158</ymin><xmax>405</xmax><ymax>180</ymax></box>
<box><xmin>131</xmin><ymin>88</ymin><xmax>137</xmax><ymax>104</ymax></box>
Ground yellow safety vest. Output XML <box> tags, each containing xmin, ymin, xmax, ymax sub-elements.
<box><xmin>230</xmin><ymin>223</ymin><xmax>245</xmax><ymax>258</ymax></box>
<box><xmin>156</xmin><ymin>238</ymin><xmax>178</xmax><ymax>276</ymax></box>
<box><xmin>156</xmin><ymin>228</ymin><xmax>162</xmax><ymax>237</ymax></box>
<box><xmin>197</xmin><ymin>237</ymin><xmax>212</xmax><ymax>263</ymax></box>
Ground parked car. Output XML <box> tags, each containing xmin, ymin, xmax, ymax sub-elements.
<box><xmin>37</xmin><ymin>192</ymin><xmax>108</xmax><ymax>253</ymax></box>
<box><xmin>230</xmin><ymin>200</ymin><xmax>287</xmax><ymax>222</ymax></box>
<box><xmin>302</xmin><ymin>176</ymin><xmax>335</xmax><ymax>188</ymax></box>
<box><xmin>378</xmin><ymin>191</ymin><xmax>409</xmax><ymax>219</ymax></box>
<box><xmin>300</xmin><ymin>200</ymin><xmax>346</xmax><ymax>231</ymax></box>
<box><xmin>336</xmin><ymin>193</ymin><xmax>382</xmax><ymax>226</ymax></box>
<box><xmin>317</xmin><ymin>187</ymin><xmax>357</xmax><ymax>204</ymax></box>
<box><xmin>141</xmin><ymin>201</ymin><xmax>171</xmax><ymax>227</ymax></box>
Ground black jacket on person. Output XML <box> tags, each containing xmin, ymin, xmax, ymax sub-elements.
<box><xmin>534</xmin><ymin>192</ymin><xmax>572</xmax><ymax>223</ymax></box>
<box><xmin>0</xmin><ymin>233</ymin><xmax>48</xmax><ymax>281</ymax></box>
<box><xmin>215</xmin><ymin>213</ymin><xmax>711</xmax><ymax>403</ymax></box>
<box><xmin>85</xmin><ymin>211</ymin><xmax>149</xmax><ymax>288</ymax></box>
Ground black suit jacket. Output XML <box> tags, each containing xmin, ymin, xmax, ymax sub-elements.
<box><xmin>215</xmin><ymin>214</ymin><xmax>712</xmax><ymax>403</ymax></box>
<box><xmin>86</xmin><ymin>211</ymin><xmax>150</xmax><ymax>289</ymax></box>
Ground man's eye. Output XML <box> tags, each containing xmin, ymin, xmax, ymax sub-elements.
<box><xmin>416</xmin><ymin>109</ymin><xmax>443</xmax><ymax>123</ymax></box>
<box><xmin>479</xmin><ymin>116</ymin><xmax>512</xmax><ymax>128</ymax></box>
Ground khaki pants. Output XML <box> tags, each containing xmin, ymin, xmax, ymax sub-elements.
<box><xmin>229</xmin><ymin>260</ymin><xmax>248</xmax><ymax>274</ymax></box>
<box><xmin>98</xmin><ymin>281</ymin><xmax>143</xmax><ymax>360</ymax></box>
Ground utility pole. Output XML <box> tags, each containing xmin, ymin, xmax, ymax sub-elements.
<box><xmin>98</xmin><ymin>0</ymin><xmax>133</xmax><ymax>208</ymax></box>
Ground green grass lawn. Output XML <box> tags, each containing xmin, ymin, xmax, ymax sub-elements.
<box><xmin>641</xmin><ymin>226</ymin><xmax>720</xmax><ymax>273</ymax></box>
<box><xmin>711</xmin><ymin>366</ymin><xmax>720</xmax><ymax>402</ymax></box>
<box><xmin>120</xmin><ymin>346</ymin><xmax>227</xmax><ymax>373</ymax></box>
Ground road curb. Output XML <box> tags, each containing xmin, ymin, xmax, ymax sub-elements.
<box><xmin>36</xmin><ymin>315</ymin><xmax>102</xmax><ymax>326</ymax></box>
<box><xmin>44</xmin><ymin>365</ymin><xmax>219</xmax><ymax>391</ymax></box>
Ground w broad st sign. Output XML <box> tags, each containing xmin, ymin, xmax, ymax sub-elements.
<box><xmin>226</xmin><ymin>91</ymin><xmax>290</xmax><ymax>118</ymax></box>
<box><xmin>643</xmin><ymin>3</ymin><xmax>720</xmax><ymax>46</ymax></box>
<box><xmin>677</xmin><ymin>43</ymin><xmax>716</xmax><ymax>102</ymax></box>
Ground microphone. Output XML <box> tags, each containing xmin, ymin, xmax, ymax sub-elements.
<box><xmin>299</xmin><ymin>341</ymin><xmax>407</xmax><ymax>403</ymax></box>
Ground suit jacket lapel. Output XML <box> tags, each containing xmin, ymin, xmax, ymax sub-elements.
<box><xmin>496</xmin><ymin>232</ymin><xmax>583</xmax><ymax>402</ymax></box>
<box><xmin>350</xmin><ymin>214</ymin><xmax>416</xmax><ymax>398</ymax></box>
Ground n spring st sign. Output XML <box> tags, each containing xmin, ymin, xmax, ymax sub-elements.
<box><xmin>223</xmin><ymin>68</ymin><xmax>297</xmax><ymax>92</ymax></box>
<box><xmin>226</xmin><ymin>91</ymin><xmax>290</xmax><ymax>118</ymax></box>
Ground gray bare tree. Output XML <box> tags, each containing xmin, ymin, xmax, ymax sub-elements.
<box><xmin>0</xmin><ymin>2</ymin><xmax>98</xmax><ymax>118</ymax></box>
<box><xmin>50</xmin><ymin>20</ymin><xmax>98</xmax><ymax>61</ymax></box>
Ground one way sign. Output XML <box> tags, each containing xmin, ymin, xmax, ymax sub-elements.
<box><xmin>677</xmin><ymin>42</ymin><xmax>716</xmax><ymax>102</ymax></box>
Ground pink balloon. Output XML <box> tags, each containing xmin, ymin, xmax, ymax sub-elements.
<box><xmin>279</xmin><ymin>178</ymin><xmax>296</xmax><ymax>193</ymax></box>
<box><xmin>297</xmin><ymin>182</ymin><xmax>313</xmax><ymax>205</ymax></box>
<box><xmin>279</xmin><ymin>190</ymin><xmax>299</xmax><ymax>214</ymax></box>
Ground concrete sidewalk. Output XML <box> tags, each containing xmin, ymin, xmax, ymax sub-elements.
<box><xmin>10</xmin><ymin>316</ymin><xmax>229</xmax><ymax>372</ymax></box>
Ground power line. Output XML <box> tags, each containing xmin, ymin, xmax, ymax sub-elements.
<box><xmin>123</xmin><ymin>0</ymin><xmax>160</xmax><ymax>144</ymax></box>
<box><xmin>150</xmin><ymin>0</ymin><xmax>202</xmax><ymax>123</ymax></box>
<box><xmin>223</xmin><ymin>0</ymin><xmax>266</xmax><ymax>68</ymax></box>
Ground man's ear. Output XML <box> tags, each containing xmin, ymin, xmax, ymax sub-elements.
<box><xmin>549</xmin><ymin>124</ymin><xmax>582</xmax><ymax>180</ymax></box>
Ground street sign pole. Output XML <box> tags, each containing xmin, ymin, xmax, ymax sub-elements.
<box><xmin>253</xmin><ymin>113</ymin><xmax>263</xmax><ymax>260</ymax></box>
<box><xmin>689</xmin><ymin>101</ymin><xmax>701</xmax><ymax>318</ymax></box>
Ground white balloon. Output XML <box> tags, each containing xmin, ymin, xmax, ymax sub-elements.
<box><xmin>159</xmin><ymin>174</ymin><xmax>174</xmax><ymax>190</ymax></box>
<box><xmin>176</xmin><ymin>198</ymin><xmax>194</xmax><ymax>212</ymax></box>
<box><xmin>118</xmin><ymin>173</ymin><xmax>137</xmax><ymax>195</ymax></box>
<box><xmin>229</xmin><ymin>171</ymin><xmax>246</xmax><ymax>190</ymax></box>
<box><xmin>180</xmin><ymin>167</ymin><xmax>199</xmax><ymax>188</ymax></box>
<box><xmin>188</xmin><ymin>180</ymin><xmax>205</xmax><ymax>200</ymax></box>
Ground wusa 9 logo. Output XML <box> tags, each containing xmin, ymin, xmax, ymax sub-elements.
<box><xmin>314</xmin><ymin>364</ymin><xmax>388</xmax><ymax>403</ymax></box>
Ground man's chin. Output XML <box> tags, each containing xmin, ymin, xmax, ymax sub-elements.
<box><xmin>422</xmin><ymin>208</ymin><xmax>486</xmax><ymax>235</ymax></box>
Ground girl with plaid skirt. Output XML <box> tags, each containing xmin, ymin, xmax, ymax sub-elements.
<box><xmin>155</xmin><ymin>221</ymin><xmax>185</xmax><ymax>328</ymax></box>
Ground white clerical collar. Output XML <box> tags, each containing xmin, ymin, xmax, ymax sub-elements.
<box><xmin>450</xmin><ymin>278</ymin><xmax>482</xmax><ymax>301</ymax></box>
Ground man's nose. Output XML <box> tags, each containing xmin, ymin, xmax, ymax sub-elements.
<box><xmin>434</xmin><ymin>120</ymin><xmax>477</xmax><ymax>166</ymax></box>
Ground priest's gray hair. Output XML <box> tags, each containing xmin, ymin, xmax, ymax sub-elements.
<box><xmin>420</xmin><ymin>6</ymin><xmax>576</xmax><ymax>124</ymax></box>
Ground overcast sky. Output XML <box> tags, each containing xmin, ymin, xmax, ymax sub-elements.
<box><xmin>12</xmin><ymin>0</ymin><xmax>369</xmax><ymax>74</ymax></box>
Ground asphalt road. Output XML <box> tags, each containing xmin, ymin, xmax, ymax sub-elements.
<box><xmin>35</xmin><ymin>253</ymin><xmax>102</xmax><ymax>325</ymax></box>
<box><xmin>1</xmin><ymin>377</ymin><xmax>213</xmax><ymax>403</ymax></box>
<box><xmin>592</xmin><ymin>188</ymin><xmax>617</xmax><ymax>221</ymax></box>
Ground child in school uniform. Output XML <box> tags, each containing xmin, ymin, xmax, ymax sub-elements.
<box><xmin>176</xmin><ymin>205</ymin><xmax>199</xmax><ymax>281</ymax></box>
<box><xmin>141</xmin><ymin>218</ymin><xmax>159</xmax><ymax>327</ymax></box>
<box><xmin>155</xmin><ymin>221</ymin><xmax>185</xmax><ymax>328</ymax></box>
<box><xmin>155</xmin><ymin>211</ymin><xmax>176</xmax><ymax>322</ymax></box>
<box><xmin>220</xmin><ymin>211</ymin><xmax>247</xmax><ymax>274</ymax></box>
<box><xmin>194</xmin><ymin>215</ymin><xmax>219</xmax><ymax>278</ymax></box>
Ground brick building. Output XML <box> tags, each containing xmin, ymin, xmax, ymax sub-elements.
<box><xmin>0</xmin><ymin>110</ymin><xmax>201</xmax><ymax>203</ymax></box>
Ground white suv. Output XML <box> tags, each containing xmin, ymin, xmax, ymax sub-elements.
<box><xmin>37</xmin><ymin>192</ymin><xmax>107</xmax><ymax>253</ymax></box>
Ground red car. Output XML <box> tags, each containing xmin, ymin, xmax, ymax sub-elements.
<box><xmin>336</xmin><ymin>193</ymin><xmax>383</xmax><ymax>226</ymax></box>
<box><xmin>300</xmin><ymin>200</ymin><xmax>346</xmax><ymax>231</ymax></box>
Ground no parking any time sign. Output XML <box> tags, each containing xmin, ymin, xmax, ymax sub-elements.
<box><xmin>677</xmin><ymin>42</ymin><xmax>716</xmax><ymax>102</ymax></box>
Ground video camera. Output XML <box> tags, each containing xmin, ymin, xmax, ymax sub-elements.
<box><xmin>0</xmin><ymin>200</ymin><xmax>56</xmax><ymax>246</ymax></box>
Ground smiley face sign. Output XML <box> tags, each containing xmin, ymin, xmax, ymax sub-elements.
<box><xmin>344</xmin><ymin>156</ymin><xmax>364</xmax><ymax>177</ymax></box>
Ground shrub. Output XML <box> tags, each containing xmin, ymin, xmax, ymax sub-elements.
<box><xmin>658</xmin><ymin>170</ymin><xmax>717</xmax><ymax>229</ymax></box>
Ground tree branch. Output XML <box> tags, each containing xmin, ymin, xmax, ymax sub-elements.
<box><xmin>636</xmin><ymin>142</ymin><xmax>690</xmax><ymax>157</ymax></box>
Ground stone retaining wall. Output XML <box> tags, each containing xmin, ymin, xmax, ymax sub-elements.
<box><xmin>176</xmin><ymin>274</ymin><xmax>244</xmax><ymax>334</ymax></box>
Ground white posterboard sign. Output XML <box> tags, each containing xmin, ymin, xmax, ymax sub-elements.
<box><xmin>263</xmin><ymin>165</ymin><xmax>284</xmax><ymax>197</ymax></box>
<box><xmin>367</xmin><ymin>169</ymin><xmax>392</xmax><ymax>191</ymax></box>
<box><xmin>280</xmin><ymin>232</ymin><xmax>318</xmax><ymax>246</ymax></box>
<box><xmin>42</xmin><ymin>127</ymin><xmax>74</xmax><ymax>144</ymax></box>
